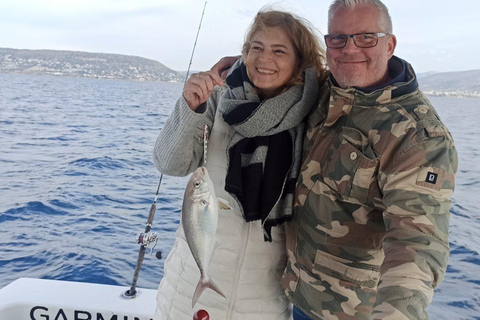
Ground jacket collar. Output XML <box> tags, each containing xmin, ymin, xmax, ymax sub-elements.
<box><xmin>325</xmin><ymin>56</ymin><xmax>419</xmax><ymax>126</ymax></box>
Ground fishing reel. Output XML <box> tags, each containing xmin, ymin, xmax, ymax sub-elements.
<box><xmin>137</xmin><ymin>231</ymin><xmax>161</xmax><ymax>258</ymax></box>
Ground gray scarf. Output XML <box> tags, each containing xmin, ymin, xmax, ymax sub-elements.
<box><xmin>218</xmin><ymin>59</ymin><xmax>319</xmax><ymax>241</ymax></box>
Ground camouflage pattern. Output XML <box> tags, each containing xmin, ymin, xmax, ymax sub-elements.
<box><xmin>281</xmin><ymin>60</ymin><xmax>458</xmax><ymax>320</ymax></box>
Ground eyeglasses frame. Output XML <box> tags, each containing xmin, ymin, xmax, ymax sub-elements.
<box><xmin>324</xmin><ymin>32</ymin><xmax>390</xmax><ymax>49</ymax></box>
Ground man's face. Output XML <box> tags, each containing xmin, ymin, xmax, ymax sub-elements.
<box><xmin>326</xmin><ymin>4</ymin><xmax>397</xmax><ymax>89</ymax></box>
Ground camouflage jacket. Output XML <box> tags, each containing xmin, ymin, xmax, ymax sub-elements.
<box><xmin>281</xmin><ymin>59</ymin><xmax>457</xmax><ymax>320</ymax></box>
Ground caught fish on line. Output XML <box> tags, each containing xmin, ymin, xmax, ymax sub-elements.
<box><xmin>181</xmin><ymin>166</ymin><xmax>230</xmax><ymax>307</ymax></box>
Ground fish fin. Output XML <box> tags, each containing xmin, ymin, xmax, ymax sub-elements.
<box><xmin>192</xmin><ymin>276</ymin><xmax>207</xmax><ymax>308</ymax></box>
<box><xmin>217</xmin><ymin>198</ymin><xmax>232</xmax><ymax>210</ymax></box>
<box><xmin>208</xmin><ymin>276</ymin><xmax>226</xmax><ymax>299</ymax></box>
<box><xmin>192</xmin><ymin>275</ymin><xmax>226</xmax><ymax>308</ymax></box>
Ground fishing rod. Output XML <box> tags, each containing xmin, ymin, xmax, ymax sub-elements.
<box><xmin>123</xmin><ymin>176</ymin><xmax>162</xmax><ymax>298</ymax></box>
<box><xmin>123</xmin><ymin>1</ymin><xmax>208</xmax><ymax>300</ymax></box>
<box><xmin>185</xmin><ymin>1</ymin><xmax>208</xmax><ymax>85</ymax></box>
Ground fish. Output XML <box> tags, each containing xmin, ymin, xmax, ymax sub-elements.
<box><xmin>181</xmin><ymin>166</ymin><xmax>229</xmax><ymax>307</ymax></box>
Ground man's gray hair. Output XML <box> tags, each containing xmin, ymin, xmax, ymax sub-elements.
<box><xmin>328</xmin><ymin>0</ymin><xmax>393</xmax><ymax>34</ymax></box>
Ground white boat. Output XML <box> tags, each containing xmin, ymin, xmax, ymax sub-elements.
<box><xmin>0</xmin><ymin>278</ymin><xmax>157</xmax><ymax>320</ymax></box>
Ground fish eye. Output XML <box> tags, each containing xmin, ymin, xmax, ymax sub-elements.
<box><xmin>194</xmin><ymin>182</ymin><xmax>200</xmax><ymax>188</ymax></box>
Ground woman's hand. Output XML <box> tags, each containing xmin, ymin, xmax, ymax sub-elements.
<box><xmin>183</xmin><ymin>71</ymin><xmax>223</xmax><ymax>110</ymax></box>
<box><xmin>210</xmin><ymin>56</ymin><xmax>241</xmax><ymax>79</ymax></box>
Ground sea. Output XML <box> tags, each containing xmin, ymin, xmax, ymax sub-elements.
<box><xmin>0</xmin><ymin>72</ymin><xmax>479</xmax><ymax>319</ymax></box>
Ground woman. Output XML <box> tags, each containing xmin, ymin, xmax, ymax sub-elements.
<box><xmin>153</xmin><ymin>10</ymin><xmax>327</xmax><ymax>320</ymax></box>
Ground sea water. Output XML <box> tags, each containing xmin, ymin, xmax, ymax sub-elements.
<box><xmin>0</xmin><ymin>73</ymin><xmax>479</xmax><ymax>319</ymax></box>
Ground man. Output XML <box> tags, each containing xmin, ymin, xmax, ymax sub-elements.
<box><xmin>279</xmin><ymin>1</ymin><xmax>457</xmax><ymax>319</ymax></box>
<box><xmin>212</xmin><ymin>1</ymin><xmax>457</xmax><ymax>319</ymax></box>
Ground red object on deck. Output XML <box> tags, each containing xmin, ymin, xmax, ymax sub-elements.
<box><xmin>193</xmin><ymin>309</ymin><xmax>209</xmax><ymax>320</ymax></box>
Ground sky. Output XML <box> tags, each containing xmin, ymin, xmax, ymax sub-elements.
<box><xmin>0</xmin><ymin>0</ymin><xmax>479</xmax><ymax>74</ymax></box>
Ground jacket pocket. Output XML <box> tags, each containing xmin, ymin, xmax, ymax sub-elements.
<box><xmin>322</xmin><ymin>127</ymin><xmax>379</xmax><ymax>204</ymax></box>
<box><xmin>313</xmin><ymin>249</ymin><xmax>381</xmax><ymax>289</ymax></box>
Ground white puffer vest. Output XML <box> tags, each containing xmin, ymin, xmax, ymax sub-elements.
<box><xmin>154</xmin><ymin>109</ymin><xmax>291</xmax><ymax>320</ymax></box>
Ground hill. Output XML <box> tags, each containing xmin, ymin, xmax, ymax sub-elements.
<box><xmin>417</xmin><ymin>69</ymin><xmax>480</xmax><ymax>98</ymax></box>
<box><xmin>0</xmin><ymin>48</ymin><xmax>183</xmax><ymax>82</ymax></box>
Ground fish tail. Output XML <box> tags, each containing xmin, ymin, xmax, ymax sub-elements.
<box><xmin>208</xmin><ymin>276</ymin><xmax>226</xmax><ymax>299</ymax></box>
<box><xmin>192</xmin><ymin>275</ymin><xmax>226</xmax><ymax>308</ymax></box>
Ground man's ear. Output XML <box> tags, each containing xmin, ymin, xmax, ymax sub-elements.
<box><xmin>387</xmin><ymin>34</ymin><xmax>397</xmax><ymax>59</ymax></box>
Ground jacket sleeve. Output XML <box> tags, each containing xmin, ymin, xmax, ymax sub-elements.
<box><xmin>372</xmin><ymin>128</ymin><xmax>457</xmax><ymax>319</ymax></box>
<box><xmin>152</xmin><ymin>88</ymin><xmax>220</xmax><ymax>177</ymax></box>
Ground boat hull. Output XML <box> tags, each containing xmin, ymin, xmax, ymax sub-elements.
<box><xmin>0</xmin><ymin>278</ymin><xmax>156</xmax><ymax>320</ymax></box>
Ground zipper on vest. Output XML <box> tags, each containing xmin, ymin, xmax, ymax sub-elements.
<box><xmin>226</xmin><ymin>221</ymin><xmax>251</xmax><ymax>319</ymax></box>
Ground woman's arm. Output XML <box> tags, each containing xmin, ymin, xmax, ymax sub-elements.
<box><xmin>153</xmin><ymin>86</ymin><xmax>223</xmax><ymax>177</ymax></box>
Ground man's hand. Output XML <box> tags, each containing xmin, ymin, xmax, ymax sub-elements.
<box><xmin>210</xmin><ymin>56</ymin><xmax>241</xmax><ymax>80</ymax></box>
<box><xmin>183</xmin><ymin>71</ymin><xmax>223</xmax><ymax>110</ymax></box>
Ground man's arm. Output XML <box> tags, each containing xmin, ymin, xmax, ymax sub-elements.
<box><xmin>373</xmin><ymin>131</ymin><xmax>457</xmax><ymax>319</ymax></box>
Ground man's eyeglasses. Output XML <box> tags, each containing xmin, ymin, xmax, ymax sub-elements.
<box><xmin>324</xmin><ymin>33</ymin><xmax>390</xmax><ymax>49</ymax></box>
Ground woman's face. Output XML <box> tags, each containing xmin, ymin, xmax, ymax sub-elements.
<box><xmin>245</xmin><ymin>26</ymin><xmax>296</xmax><ymax>99</ymax></box>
